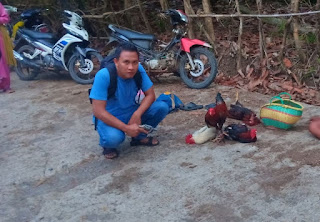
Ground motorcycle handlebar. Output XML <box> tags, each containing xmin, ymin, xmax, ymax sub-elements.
<box><xmin>159</xmin><ymin>9</ymin><xmax>176</xmax><ymax>16</ymax></box>
<box><xmin>163</xmin><ymin>10</ymin><xmax>172</xmax><ymax>15</ymax></box>
<box><xmin>4</xmin><ymin>5</ymin><xmax>18</xmax><ymax>13</ymax></box>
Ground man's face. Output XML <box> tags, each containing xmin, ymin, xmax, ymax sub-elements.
<box><xmin>114</xmin><ymin>51</ymin><xmax>139</xmax><ymax>79</ymax></box>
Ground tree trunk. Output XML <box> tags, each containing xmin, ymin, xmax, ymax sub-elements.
<box><xmin>235</xmin><ymin>0</ymin><xmax>243</xmax><ymax>71</ymax></box>
<box><xmin>256</xmin><ymin>0</ymin><xmax>267</xmax><ymax>64</ymax></box>
<box><xmin>110</xmin><ymin>1</ymin><xmax>120</xmax><ymax>26</ymax></box>
<box><xmin>316</xmin><ymin>0</ymin><xmax>320</xmax><ymax>54</ymax></box>
<box><xmin>316</xmin><ymin>0</ymin><xmax>320</xmax><ymax>87</ymax></box>
<box><xmin>124</xmin><ymin>0</ymin><xmax>133</xmax><ymax>28</ymax></box>
<box><xmin>183</xmin><ymin>0</ymin><xmax>195</xmax><ymax>39</ymax></box>
<box><xmin>137</xmin><ymin>0</ymin><xmax>152</xmax><ymax>33</ymax></box>
<box><xmin>291</xmin><ymin>0</ymin><xmax>306</xmax><ymax>62</ymax></box>
<box><xmin>159</xmin><ymin>0</ymin><xmax>169</xmax><ymax>11</ymax></box>
<box><xmin>202</xmin><ymin>0</ymin><xmax>215</xmax><ymax>45</ymax></box>
<box><xmin>183</xmin><ymin>1</ymin><xmax>216</xmax><ymax>52</ymax></box>
<box><xmin>280</xmin><ymin>17</ymin><xmax>293</xmax><ymax>61</ymax></box>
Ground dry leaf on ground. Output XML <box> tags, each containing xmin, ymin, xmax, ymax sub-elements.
<box><xmin>283</xmin><ymin>58</ymin><xmax>293</xmax><ymax>68</ymax></box>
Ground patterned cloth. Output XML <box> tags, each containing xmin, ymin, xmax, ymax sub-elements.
<box><xmin>0</xmin><ymin>3</ymin><xmax>16</xmax><ymax>91</ymax></box>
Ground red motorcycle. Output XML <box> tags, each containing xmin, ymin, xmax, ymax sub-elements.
<box><xmin>106</xmin><ymin>9</ymin><xmax>217</xmax><ymax>89</ymax></box>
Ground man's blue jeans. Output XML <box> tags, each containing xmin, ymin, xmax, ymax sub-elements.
<box><xmin>96</xmin><ymin>100</ymin><xmax>169</xmax><ymax>149</ymax></box>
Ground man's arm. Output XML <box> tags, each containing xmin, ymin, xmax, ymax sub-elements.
<box><xmin>128</xmin><ymin>86</ymin><xmax>155</xmax><ymax>125</ymax></box>
<box><xmin>92</xmin><ymin>99</ymin><xmax>148</xmax><ymax>137</ymax></box>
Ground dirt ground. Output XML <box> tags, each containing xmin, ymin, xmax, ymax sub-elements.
<box><xmin>1</xmin><ymin>71</ymin><xmax>320</xmax><ymax>222</ymax></box>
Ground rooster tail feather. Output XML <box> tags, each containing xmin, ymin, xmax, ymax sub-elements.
<box><xmin>234</xmin><ymin>91</ymin><xmax>244</xmax><ymax>107</ymax></box>
<box><xmin>216</xmin><ymin>92</ymin><xmax>224</xmax><ymax>104</ymax></box>
<box><xmin>185</xmin><ymin>134</ymin><xmax>195</xmax><ymax>144</ymax></box>
<box><xmin>236</xmin><ymin>90</ymin><xmax>239</xmax><ymax>103</ymax></box>
<box><xmin>194</xmin><ymin>125</ymin><xmax>209</xmax><ymax>135</ymax></box>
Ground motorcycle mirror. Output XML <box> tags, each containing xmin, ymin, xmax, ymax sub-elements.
<box><xmin>4</xmin><ymin>5</ymin><xmax>18</xmax><ymax>13</ymax></box>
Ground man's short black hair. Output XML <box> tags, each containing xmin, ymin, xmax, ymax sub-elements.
<box><xmin>114</xmin><ymin>43</ymin><xmax>139</xmax><ymax>59</ymax></box>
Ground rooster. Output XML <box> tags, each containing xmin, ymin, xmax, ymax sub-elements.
<box><xmin>205</xmin><ymin>92</ymin><xmax>228</xmax><ymax>142</ymax></box>
<box><xmin>185</xmin><ymin>126</ymin><xmax>216</xmax><ymax>144</ymax></box>
<box><xmin>224</xmin><ymin>123</ymin><xmax>257</xmax><ymax>143</ymax></box>
<box><xmin>228</xmin><ymin>91</ymin><xmax>260</xmax><ymax>126</ymax></box>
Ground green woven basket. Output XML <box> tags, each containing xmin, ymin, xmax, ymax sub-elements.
<box><xmin>260</xmin><ymin>92</ymin><xmax>304</xmax><ymax>129</ymax></box>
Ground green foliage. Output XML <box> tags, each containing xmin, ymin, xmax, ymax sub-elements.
<box><xmin>302</xmin><ymin>67</ymin><xmax>316</xmax><ymax>80</ymax></box>
<box><xmin>269</xmin><ymin>20</ymin><xmax>286</xmax><ymax>38</ymax></box>
<box><xmin>300</xmin><ymin>32</ymin><xmax>317</xmax><ymax>44</ymax></box>
<box><xmin>156</xmin><ymin>19</ymin><xmax>167</xmax><ymax>33</ymax></box>
<box><xmin>277</xmin><ymin>20</ymin><xmax>286</xmax><ymax>34</ymax></box>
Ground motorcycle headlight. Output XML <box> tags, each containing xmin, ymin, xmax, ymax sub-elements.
<box><xmin>69</xmin><ymin>30</ymin><xmax>81</xmax><ymax>39</ymax></box>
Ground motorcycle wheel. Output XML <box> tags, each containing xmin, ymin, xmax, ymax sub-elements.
<box><xmin>179</xmin><ymin>47</ymin><xmax>217</xmax><ymax>89</ymax></box>
<box><xmin>15</xmin><ymin>45</ymin><xmax>39</xmax><ymax>81</ymax></box>
<box><xmin>68</xmin><ymin>51</ymin><xmax>103</xmax><ymax>85</ymax></box>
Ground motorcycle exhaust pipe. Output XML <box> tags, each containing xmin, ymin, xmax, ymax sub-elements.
<box><xmin>14</xmin><ymin>50</ymin><xmax>41</xmax><ymax>70</ymax></box>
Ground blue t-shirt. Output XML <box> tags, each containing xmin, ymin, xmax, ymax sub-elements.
<box><xmin>89</xmin><ymin>64</ymin><xmax>153</xmax><ymax>118</ymax></box>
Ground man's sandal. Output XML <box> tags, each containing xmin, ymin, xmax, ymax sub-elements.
<box><xmin>130</xmin><ymin>137</ymin><xmax>160</xmax><ymax>146</ymax></box>
<box><xmin>103</xmin><ymin>148</ymin><xmax>119</xmax><ymax>159</ymax></box>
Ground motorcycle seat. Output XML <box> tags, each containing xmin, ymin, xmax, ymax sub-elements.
<box><xmin>109</xmin><ymin>25</ymin><xmax>156</xmax><ymax>41</ymax></box>
<box><xmin>20</xmin><ymin>29</ymin><xmax>56</xmax><ymax>40</ymax></box>
<box><xmin>37</xmin><ymin>39</ymin><xmax>55</xmax><ymax>48</ymax></box>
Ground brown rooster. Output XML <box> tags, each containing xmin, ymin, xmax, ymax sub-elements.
<box><xmin>228</xmin><ymin>91</ymin><xmax>260</xmax><ymax>126</ymax></box>
<box><xmin>205</xmin><ymin>92</ymin><xmax>228</xmax><ymax>142</ymax></box>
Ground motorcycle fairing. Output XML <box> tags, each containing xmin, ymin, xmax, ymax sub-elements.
<box><xmin>52</xmin><ymin>34</ymin><xmax>83</xmax><ymax>70</ymax></box>
<box><xmin>180</xmin><ymin>38</ymin><xmax>212</xmax><ymax>53</ymax></box>
<box><xmin>63</xmin><ymin>23</ymin><xmax>89</xmax><ymax>41</ymax></box>
<box><xmin>34</xmin><ymin>41</ymin><xmax>52</xmax><ymax>54</ymax></box>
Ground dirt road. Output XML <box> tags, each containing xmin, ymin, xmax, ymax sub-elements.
<box><xmin>1</xmin><ymin>72</ymin><xmax>320</xmax><ymax>222</ymax></box>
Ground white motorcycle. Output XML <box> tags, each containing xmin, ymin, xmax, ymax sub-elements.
<box><xmin>14</xmin><ymin>10</ymin><xmax>102</xmax><ymax>84</ymax></box>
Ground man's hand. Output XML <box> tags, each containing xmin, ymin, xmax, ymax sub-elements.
<box><xmin>125</xmin><ymin>123</ymin><xmax>148</xmax><ymax>137</ymax></box>
<box><xmin>128</xmin><ymin>112</ymin><xmax>142</xmax><ymax>126</ymax></box>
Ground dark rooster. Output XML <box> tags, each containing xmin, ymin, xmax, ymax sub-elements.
<box><xmin>224</xmin><ymin>123</ymin><xmax>257</xmax><ymax>143</ymax></box>
<box><xmin>228</xmin><ymin>92</ymin><xmax>260</xmax><ymax>126</ymax></box>
<box><xmin>205</xmin><ymin>92</ymin><xmax>228</xmax><ymax>142</ymax></box>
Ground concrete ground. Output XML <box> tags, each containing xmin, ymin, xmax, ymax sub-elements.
<box><xmin>1</xmin><ymin>72</ymin><xmax>320</xmax><ymax>222</ymax></box>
